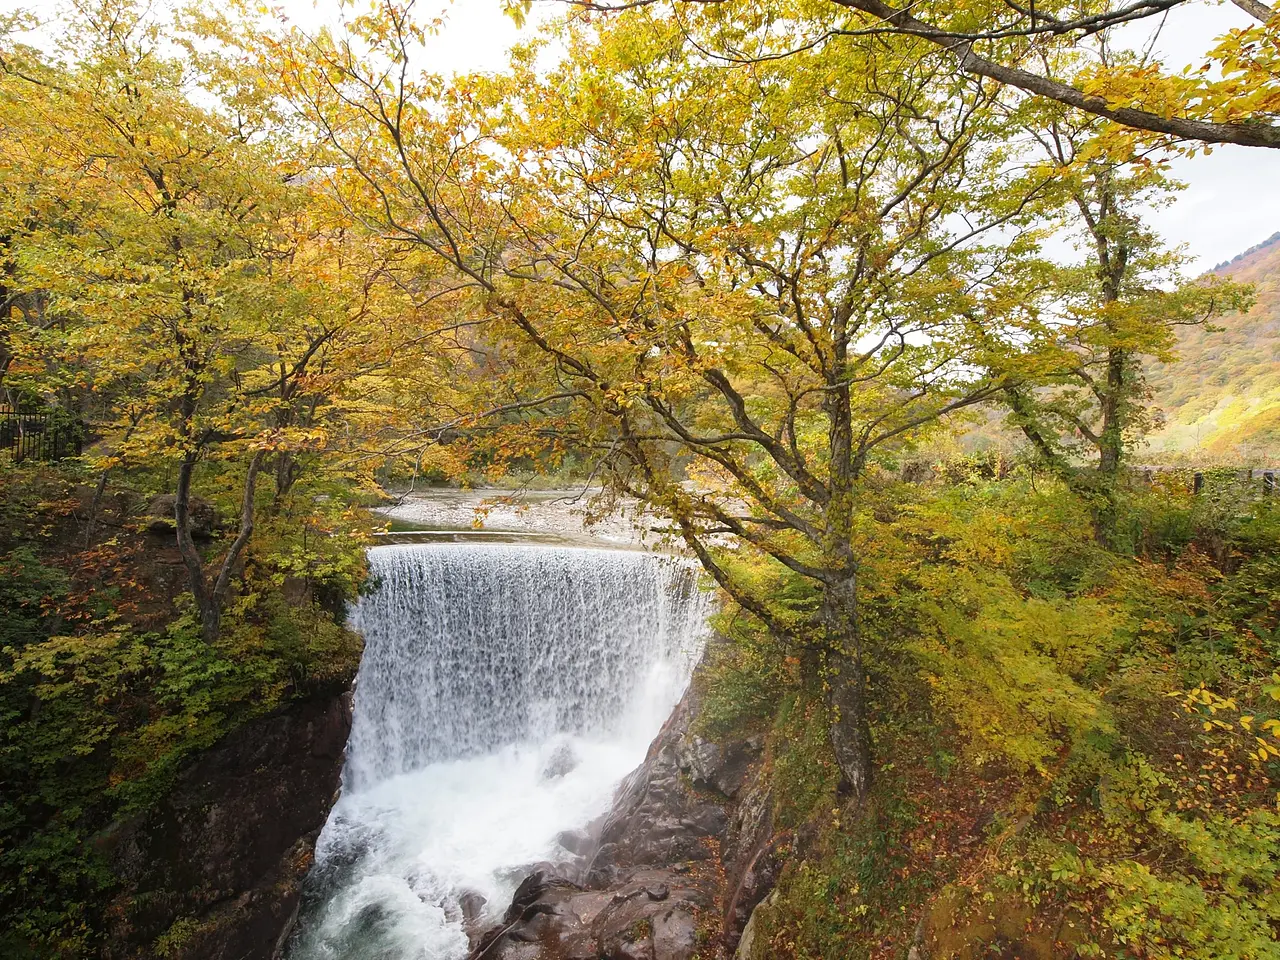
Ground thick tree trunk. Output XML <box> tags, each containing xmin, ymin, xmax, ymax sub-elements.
<box><xmin>821</xmin><ymin>569</ymin><xmax>873</xmax><ymax>806</ymax></box>
<box><xmin>272</xmin><ymin>450</ymin><xmax>303</xmax><ymax>512</ymax></box>
<box><xmin>821</xmin><ymin>340</ymin><xmax>874</xmax><ymax>804</ymax></box>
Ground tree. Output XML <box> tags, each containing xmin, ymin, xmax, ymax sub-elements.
<box><xmin>256</xmin><ymin>2</ymin><xmax>1053</xmax><ymax>800</ymax></box>
<box><xmin>522</xmin><ymin>2</ymin><xmax>1260</xmax><ymax>533</ymax></box>
<box><xmin>992</xmin><ymin>111</ymin><xmax>1251</xmax><ymax>542</ymax></box>
<box><xmin>0</xmin><ymin>1</ymin><xmax>425</xmax><ymax>641</ymax></box>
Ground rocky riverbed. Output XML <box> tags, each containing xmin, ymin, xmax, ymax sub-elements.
<box><xmin>466</xmin><ymin>669</ymin><xmax>784</xmax><ymax>960</ymax></box>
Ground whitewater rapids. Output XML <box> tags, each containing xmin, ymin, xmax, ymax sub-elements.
<box><xmin>287</xmin><ymin>544</ymin><xmax>710</xmax><ymax>960</ymax></box>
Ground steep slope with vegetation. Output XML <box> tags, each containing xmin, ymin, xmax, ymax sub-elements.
<box><xmin>699</xmin><ymin>468</ymin><xmax>1280</xmax><ymax>959</ymax></box>
<box><xmin>1147</xmin><ymin>232</ymin><xmax>1280</xmax><ymax>457</ymax></box>
<box><xmin>0</xmin><ymin>462</ymin><xmax>367</xmax><ymax>959</ymax></box>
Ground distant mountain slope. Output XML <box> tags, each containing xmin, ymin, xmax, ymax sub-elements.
<box><xmin>1145</xmin><ymin>231</ymin><xmax>1280</xmax><ymax>458</ymax></box>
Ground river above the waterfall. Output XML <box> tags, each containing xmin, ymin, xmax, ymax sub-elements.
<box><xmin>287</xmin><ymin>544</ymin><xmax>711</xmax><ymax>960</ymax></box>
<box><xmin>371</xmin><ymin>488</ymin><xmax>664</xmax><ymax>549</ymax></box>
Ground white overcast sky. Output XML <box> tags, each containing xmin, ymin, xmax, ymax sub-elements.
<box><xmin>6</xmin><ymin>0</ymin><xmax>1276</xmax><ymax>272</ymax></box>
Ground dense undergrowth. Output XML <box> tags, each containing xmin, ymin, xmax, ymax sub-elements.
<box><xmin>698</xmin><ymin>466</ymin><xmax>1280</xmax><ymax>959</ymax></box>
<box><xmin>0</xmin><ymin>460</ymin><xmax>369</xmax><ymax>958</ymax></box>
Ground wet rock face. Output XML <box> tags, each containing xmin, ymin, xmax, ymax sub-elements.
<box><xmin>473</xmin><ymin>681</ymin><xmax>771</xmax><ymax>960</ymax></box>
<box><xmin>676</xmin><ymin>735</ymin><xmax>763</xmax><ymax>800</ymax></box>
<box><xmin>719</xmin><ymin>767</ymin><xmax>784</xmax><ymax>953</ymax></box>
<box><xmin>555</xmin><ymin>828</ymin><xmax>595</xmax><ymax>858</ymax></box>
<box><xmin>102</xmin><ymin>692</ymin><xmax>353</xmax><ymax>960</ymax></box>
<box><xmin>473</xmin><ymin>868</ymin><xmax>708</xmax><ymax>960</ymax></box>
<box><xmin>585</xmin><ymin>707</ymin><xmax>731</xmax><ymax>889</ymax></box>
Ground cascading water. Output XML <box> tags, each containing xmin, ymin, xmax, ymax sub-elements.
<box><xmin>289</xmin><ymin>544</ymin><xmax>710</xmax><ymax>960</ymax></box>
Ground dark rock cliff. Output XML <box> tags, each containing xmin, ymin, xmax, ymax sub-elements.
<box><xmin>470</xmin><ymin>676</ymin><xmax>781</xmax><ymax>960</ymax></box>
<box><xmin>101</xmin><ymin>691</ymin><xmax>353</xmax><ymax>960</ymax></box>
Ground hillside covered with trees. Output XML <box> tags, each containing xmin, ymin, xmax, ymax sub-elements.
<box><xmin>1147</xmin><ymin>232</ymin><xmax>1280</xmax><ymax>457</ymax></box>
<box><xmin>0</xmin><ymin>1</ymin><xmax>1277</xmax><ymax>959</ymax></box>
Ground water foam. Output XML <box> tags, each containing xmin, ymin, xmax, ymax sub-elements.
<box><xmin>289</xmin><ymin>544</ymin><xmax>709</xmax><ymax>960</ymax></box>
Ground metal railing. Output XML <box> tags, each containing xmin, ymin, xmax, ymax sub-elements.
<box><xmin>0</xmin><ymin>406</ymin><xmax>83</xmax><ymax>462</ymax></box>
<box><xmin>1135</xmin><ymin>466</ymin><xmax>1278</xmax><ymax>497</ymax></box>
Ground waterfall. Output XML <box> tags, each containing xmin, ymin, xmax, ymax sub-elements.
<box><xmin>289</xmin><ymin>544</ymin><xmax>710</xmax><ymax>960</ymax></box>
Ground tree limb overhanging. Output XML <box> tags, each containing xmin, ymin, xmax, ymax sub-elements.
<box><xmin>826</xmin><ymin>0</ymin><xmax>1280</xmax><ymax>149</ymax></box>
<box><xmin>559</xmin><ymin>0</ymin><xmax>1280</xmax><ymax>149</ymax></box>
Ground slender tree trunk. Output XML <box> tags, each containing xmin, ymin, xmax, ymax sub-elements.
<box><xmin>1097</xmin><ymin>348</ymin><xmax>1126</xmax><ymax>475</ymax></box>
<box><xmin>1091</xmin><ymin>345</ymin><xmax>1128</xmax><ymax>546</ymax></box>
<box><xmin>83</xmin><ymin>469</ymin><xmax>110</xmax><ymax>549</ymax></box>
<box><xmin>1086</xmin><ymin>172</ymin><xmax>1131</xmax><ymax>548</ymax></box>
<box><xmin>1006</xmin><ymin>172</ymin><xmax>1133</xmax><ymax>548</ymax></box>
<box><xmin>0</xmin><ymin>233</ymin><xmax>15</xmax><ymax>392</ymax></box>
<box><xmin>271</xmin><ymin>366</ymin><xmax>298</xmax><ymax>512</ymax></box>
<box><xmin>174</xmin><ymin>452</ymin><xmax>218</xmax><ymax>639</ymax></box>
<box><xmin>211</xmin><ymin>449</ymin><xmax>266</xmax><ymax>613</ymax></box>
<box><xmin>84</xmin><ymin>414</ymin><xmax>142</xmax><ymax>548</ymax></box>
<box><xmin>174</xmin><ymin>449</ymin><xmax>266</xmax><ymax>643</ymax></box>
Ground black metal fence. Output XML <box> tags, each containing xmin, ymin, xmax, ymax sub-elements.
<box><xmin>0</xmin><ymin>406</ymin><xmax>83</xmax><ymax>462</ymax></box>
<box><xmin>905</xmin><ymin>454</ymin><xmax>1279</xmax><ymax>497</ymax></box>
<box><xmin>1136</xmin><ymin>466</ymin><xmax>1278</xmax><ymax>497</ymax></box>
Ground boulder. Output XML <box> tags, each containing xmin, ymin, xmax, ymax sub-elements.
<box><xmin>541</xmin><ymin>741</ymin><xmax>580</xmax><ymax>780</ymax></box>
<box><xmin>459</xmin><ymin>890</ymin><xmax>488</xmax><ymax>925</ymax></box>
<box><xmin>146</xmin><ymin>494</ymin><xmax>218</xmax><ymax>539</ymax></box>
<box><xmin>720</xmin><ymin>768</ymin><xmax>782</xmax><ymax>952</ymax></box>
<box><xmin>585</xmin><ymin>724</ymin><xmax>728</xmax><ymax>888</ymax></box>
<box><xmin>555</xmin><ymin>828</ymin><xmax>595</xmax><ymax>857</ymax></box>
<box><xmin>471</xmin><ymin>869</ymin><xmax>707</xmax><ymax>960</ymax></box>
<box><xmin>675</xmin><ymin>734</ymin><xmax>762</xmax><ymax>799</ymax></box>
<box><xmin>470</xmin><ymin>661</ymin><xmax>784</xmax><ymax>960</ymax></box>
<box><xmin>473</xmin><ymin>686</ymin><xmax>733</xmax><ymax>960</ymax></box>
<box><xmin>733</xmin><ymin>890</ymin><xmax>778</xmax><ymax>960</ymax></box>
